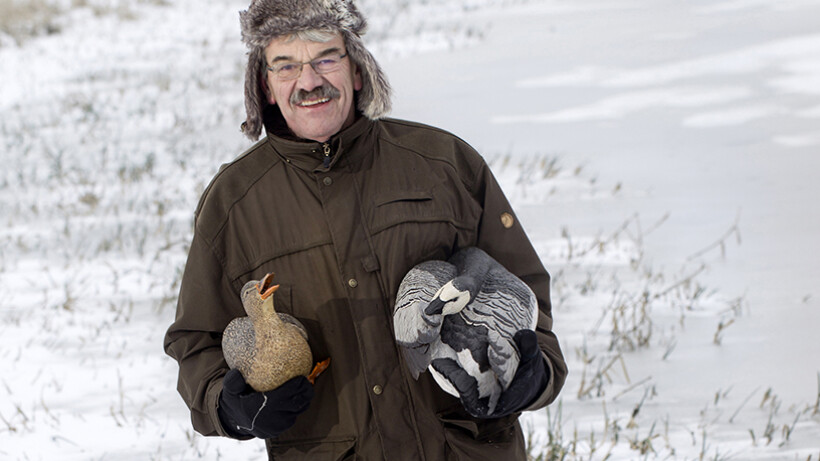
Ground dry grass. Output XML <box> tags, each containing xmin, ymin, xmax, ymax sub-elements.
<box><xmin>0</xmin><ymin>0</ymin><xmax>62</xmax><ymax>44</ymax></box>
<box><xmin>0</xmin><ymin>0</ymin><xmax>169</xmax><ymax>46</ymax></box>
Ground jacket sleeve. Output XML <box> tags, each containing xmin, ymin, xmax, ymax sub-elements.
<box><xmin>163</xmin><ymin>230</ymin><xmax>245</xmax><ymax>437</ymax></box>
<box><xmin>470</xmin><ymin>159</ymin><xmax>568</xmax><ymax>410</ymax></box>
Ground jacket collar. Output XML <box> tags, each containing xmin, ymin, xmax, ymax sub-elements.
<box><xmin>264</xmin><ymin>113</ymin><xmax>372</xmax><ymax>173</ymax></box>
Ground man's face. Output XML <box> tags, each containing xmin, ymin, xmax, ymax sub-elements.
<box><xmin>263</xmin><ymin>33</ymin><xmax>362</xmax><ymax>142</ymax></box>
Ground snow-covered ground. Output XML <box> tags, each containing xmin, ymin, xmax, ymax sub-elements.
<box><xmin>1</xmin><ymin>0</ymin><xmax>819</xmax><ymax>459</ymax></box>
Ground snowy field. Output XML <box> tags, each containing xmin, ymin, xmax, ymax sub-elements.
<box><xmin>1</xmin><ymin>0</ymin><xmax>819</xmax><ymax>459</ymax></box>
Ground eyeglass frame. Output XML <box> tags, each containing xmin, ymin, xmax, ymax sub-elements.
<box><xmin>266</xmin><ymin>51</ymin><xmax>349</xmax><ymax>81</ymax></box>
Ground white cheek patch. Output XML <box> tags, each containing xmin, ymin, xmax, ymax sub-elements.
<box><xmin>435</xmin><ymin>282</ymin><xmax>471</xmax><ymax>315</ymax></box>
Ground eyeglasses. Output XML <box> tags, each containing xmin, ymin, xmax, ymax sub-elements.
<box><xmin>266</xmin><ymin>52</ymin><xmax>348</xmax><ymax>81</ymax></box>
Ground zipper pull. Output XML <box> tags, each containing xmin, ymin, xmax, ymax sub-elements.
<box><xmin>322</xmin><ymin>143</ymin><xmax>331</xmax><ymax>168</ymax></box>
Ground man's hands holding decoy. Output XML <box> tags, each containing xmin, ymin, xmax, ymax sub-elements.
<box><xmin>217</xmin><ymin>368</ymin><xmax>314</xmax><ymax>439</ymax></box>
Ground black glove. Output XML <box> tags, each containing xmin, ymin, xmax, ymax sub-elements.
<box><xmin>433</xmin><ymin>329</ymin><xmax>549</xmax><ymax>418</ymax></box>
<box><xmin>217</xmin><ymin>369</ymin><xmax>314</xmax><ymax>439</ymax></box>
<box><xmin>493</xmin><ymin>329</ymin><xmax>549</xmax><ymax>416</ymax></box>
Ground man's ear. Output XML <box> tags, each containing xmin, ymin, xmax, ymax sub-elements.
<box><xmin>261</xmin><ymin>72</ymin><xmax>276</xmax><ymax>105</ymax></box>
<box><xmin>353</xmin><ymin>65</ymin><xmax>363</xmax><ymax>92</ymax></box>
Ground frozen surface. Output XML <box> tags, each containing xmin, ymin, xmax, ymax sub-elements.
<box><xmin>1</xmin><ymin>0</ymin><xmax>819</xmax><ymax>459</ymax></box>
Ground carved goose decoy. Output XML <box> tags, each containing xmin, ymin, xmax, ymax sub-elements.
<box><xmin>222</xmin><ymin>273</ymin><xmax>330</xmax><ymax>392</ymax></box>
<box><xmin>393</xmin><ymin>247</ymin><xmax>538</xmax><ymax>415</ymax></box>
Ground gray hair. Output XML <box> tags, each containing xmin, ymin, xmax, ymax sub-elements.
<box><xmin>286</xmin><ymin>28</ymin><xmax>336</xmax><ymax>43</ymax></box>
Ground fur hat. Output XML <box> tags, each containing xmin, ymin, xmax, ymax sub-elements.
<box><xmin>239</xmin><ymin>0</ymin><xmax>392</xmax><ymax>140</ymax></box>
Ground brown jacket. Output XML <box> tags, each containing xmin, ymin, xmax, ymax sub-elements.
<box><xmin>164</xmin><ymin>116</ymin><xmax>567</xmax><ymax>460</ymax></box>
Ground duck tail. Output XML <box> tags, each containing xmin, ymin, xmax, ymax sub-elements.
<box><xmin>307</xmin><ymin>358</ymin><xmax>331</xmax><ymax>384</ymax></box>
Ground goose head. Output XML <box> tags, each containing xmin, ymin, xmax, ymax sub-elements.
<box><xmin>240</xmin><ymin>273</ymin><xmax>280</xmax><ymax>320</ymax></box>
<box><xmin>424</xmin><ymin>275</ymin><xmax>478</xmax><ymax>316</ymax></box>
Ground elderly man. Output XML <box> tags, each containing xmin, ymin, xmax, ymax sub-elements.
<box><xmin>164</xmin><ymin>1</ymin><xmax>567</xmax><ymax>460</ymax></box>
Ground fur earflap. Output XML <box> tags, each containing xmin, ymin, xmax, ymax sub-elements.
<box><xmin>239</xmin><ymin>0</ymin><xmax>392</xmax><ymax>140</ymax></box>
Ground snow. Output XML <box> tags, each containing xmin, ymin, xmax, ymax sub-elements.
<box><xmin>2</xmin><ymin>0</ymin><xmax>819</xmax><ymax>459</ymax></box>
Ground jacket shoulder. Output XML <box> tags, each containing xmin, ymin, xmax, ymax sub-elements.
<box><xmin>194</xmin><ymin>138</ymin><xmax>280</xmax><ymax>240</ymax></box>
<box><xmin>376</xmin><ymin>118</ymin><xmax>486</xmax><ymax>187</ymax></box>
<box><xmin>377</xmin><ymin>118</ymin><xmax>479</xmax><ymax>158</ymax></box>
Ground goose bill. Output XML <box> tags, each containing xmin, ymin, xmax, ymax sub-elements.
<box><xmin>424</xmin><ymin>299</ymin><xmax>446</xmax><ymax>316</ymax></box>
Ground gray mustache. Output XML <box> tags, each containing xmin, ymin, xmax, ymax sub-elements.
<box><xmin>290</xmin><ymin>84</ymin><xmax>341</xmax><ymax>105</ymax></box>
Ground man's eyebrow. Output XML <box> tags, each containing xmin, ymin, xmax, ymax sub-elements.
<box><xmin>270</xmin><ymin>55</ymin><xmax>292</xmax><ymax>64</ymax></box>
<box><xmin>270</xmin><ymin>47</ymin><xmax>342</xmax><ymax>64</ymax></box>
<box><xmin>313</xmin><ymin>47</ymin><xmax>342</xmax><ymax>59</ymax></box>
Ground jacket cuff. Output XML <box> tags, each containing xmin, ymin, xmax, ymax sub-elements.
<box><xmin>521</xmin><ymin>352</ymin><xmax>555</xmax><ymax>412</ymax></box>
<box><xmin>207</xmin><ymin>378</ymin><xmax>233</xmax><ymax>438</ymax></box>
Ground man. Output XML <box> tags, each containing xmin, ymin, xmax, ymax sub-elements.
<box><xmin>164</xmin><ymin>1</ymin><xmax>567</xmax><ymax>459</ymax></box>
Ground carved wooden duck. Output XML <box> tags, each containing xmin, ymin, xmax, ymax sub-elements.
<box><xmin>222</xmin><ymin>273</ymin><xmax>329</xmax><ymax>392</ymax></box>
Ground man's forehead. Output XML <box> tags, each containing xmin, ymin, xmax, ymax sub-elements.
<box><xmin>264</xmin><ymin>33</ymin><xmax>345</xmax><ymax>61</ymax></box>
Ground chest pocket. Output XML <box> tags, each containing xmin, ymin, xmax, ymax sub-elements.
<box><xmin>368</xmin><ymin>184</ymin><xmax>475</xmax><ymax>235</ymax></box>
<box><xmin>366</xmin><ymin>183</ymin><xmax>481</xmax><ymax>299</ymax></box>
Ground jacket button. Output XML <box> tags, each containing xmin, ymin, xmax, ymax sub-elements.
<box><xmin>348</xmin><ymin>278</ymin><xmax>358</xmax><ymax>288</ymax></box>
<box><xmin>372</xmin><ymin>385</ymin><xmax>383</xmax><ymax>395</ymax></box>
<box><xmin>323</xmin><ymin>177</ymin><xmax>332</xmax><ymax>186</ymax></box>
<box><xmin>500</xmin><ymin>212</ymin><xmax>515</xmax><ymax>228</ymax></box>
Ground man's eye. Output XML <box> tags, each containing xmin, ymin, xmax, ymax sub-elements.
<box><xmin>314</xmin><ymin>58</ymin><xmax>337</xmax><ymax>67</ymax></box>
<box><xmin>278</xmin><ymin>63</ymin><xmax>299</xmax><ymax>72</ymax></box>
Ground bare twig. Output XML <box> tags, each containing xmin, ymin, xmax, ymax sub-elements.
<box><xmin>729</xmin><ymin>386</ymin><xmax>760</xmax><ymax>423</ymax></box>
<box><xmin>613</xmin><ymin>376</ymin><xmax>653</xmax><ymax>401</ymax></box>
<box><xmin>687</xmin><ymin>212</ymin><xmax>741</xmax><ymax>261</ymax></box>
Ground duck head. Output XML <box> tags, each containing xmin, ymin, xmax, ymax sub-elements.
<box><xmin>240</xmin><ymin>273</ymin><xmax>280</xmax><ymax>319</ymax></box>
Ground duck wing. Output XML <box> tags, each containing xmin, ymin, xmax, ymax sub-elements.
<box><xmin>277</xmin><ymin>312</ymin><xmax>309</xmax><ymax>341</ymax></box>
<box><xmin>486</xmin><ymin>327</ymin><xmax>517</xmax><ymax>390</ymax></box>
<box><xmin>483</xmin><ymin>263</ymin><xmax>539</xmax><ymax>330</ymax></box>
<box><xmin>467</xmin><ymin>264</ymin><xmax>538</xmax><ymax>389</ymax></box>
<box><xmin>222</xmin><ymin>317</ymin><xmax>255</xmax><ymax>373</ymax></box>
<box><xmin>430</xmin><ymin>356</ymin><xmax>489</xmax><ymax>415</ymax></box>
<box><xmin>394</xmin><ymin>260</ymin><xmax>456</xmax><ymax>378</ymax></box>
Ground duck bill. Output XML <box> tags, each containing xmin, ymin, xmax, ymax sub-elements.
<box><xmin>257</xmin><ymin>273</ymin><xmax>280</xmax><ymax>300</ymax></box>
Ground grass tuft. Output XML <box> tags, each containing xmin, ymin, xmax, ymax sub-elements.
<box><xmin>0</xmin><ymin>0</ymin><xmax>62</xmax><ymax>45</ymax></box>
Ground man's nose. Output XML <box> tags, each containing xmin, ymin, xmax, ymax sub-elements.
<box><xmin>296</xmin><ymin>63</ymin><xmax>324</xmax><ymax>90</ymax></box>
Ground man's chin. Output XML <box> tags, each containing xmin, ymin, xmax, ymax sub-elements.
<box><xmin>290</xmin><ymin>122</ymin><xmax>340</xmax><ymax>143</ymax></box>
<box><xmin>283</xmin><ymin>104</ymin><xmax>353</xmax><ymax>142</ymax></box>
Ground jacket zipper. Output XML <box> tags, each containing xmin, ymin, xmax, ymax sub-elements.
<box><xmin>322</xmin><ymin>143</ymin><xmax>331</xmax><ymax>168</ymax></box>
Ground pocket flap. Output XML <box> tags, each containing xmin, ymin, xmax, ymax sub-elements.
<box><xmin>267</xmin><ymin>436</ymin><xmax>356</xmax><ymax>460</ymax></box>
<box><xmin>374</xmin><ymin>189</ymin><xmax>434</xmax><ymax>207</ymax></box>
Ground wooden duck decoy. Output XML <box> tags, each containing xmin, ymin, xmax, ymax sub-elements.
<box><xmin>393</xmin><ymin>247</ymin><xmax>538</xmax><ymax>415</ymax></box>
<box><xmin>222</xmin><ymin>273</ymin><xmax>330</xmax><ymax>392</ymax></box>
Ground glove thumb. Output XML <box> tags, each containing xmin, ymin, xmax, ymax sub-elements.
<box><xmin>514</xmin><ymin>329</ymin><xmax>540</xmax><ymax>362</ymax></box>
<box><xmin>222</xmin><ymin>368</ymin><xmax>249</xmax><ymax>396</ymax></box>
